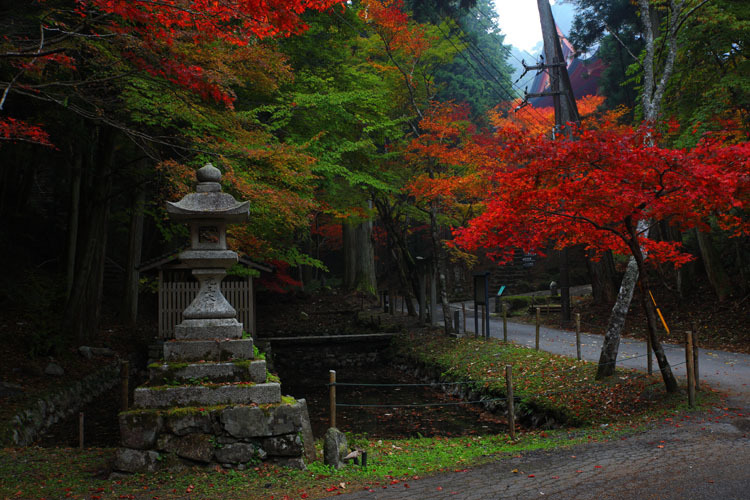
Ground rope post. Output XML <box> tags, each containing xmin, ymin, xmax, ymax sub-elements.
<box><xmin>575</xmin><ymin>313</ymin><xmax>581</xmax><ymax>361</ymax></box>
<box><xmin>647</xmin><ymin>332</ymin><xmax>653</xmax><ymax>375</ymax></box>
<box><xmin>462</xmin><ymin>303</ymin><xmax>466</xmax><ymax>333</ymax></box>
<box><xmin>121</xmin><ymin>360</ymin><xmax>130</xmax><ymax>412</ymax></box>
<box><xmin>329</xmin><ymin>370</ymin><xmax>337</xmax><ymax>428</ymax></box>
<box><xmin>535</xmin><ymin>306</ymin><xmax>541</xmax><ymax>350</ymax></box>
<box><xmin>505</xmin><ymin>365</ymin><xmax>515</xmax><ymax>440</ymax></box>
<box><xmin>502</xmin><ymin>303</ymin><xmax>508</xmax><ymax>342</ymax></box>
<box><xmin>692</xmin><ymin>329</ymin><xmax>700</xmax><ymax>391</ymax></box>
<box><xmin>78</xmin><ymin>412</ymin><xmax>84</xmax><ymax>449</ymax></box>
<box><xmin>685</xmin><ymin>331</ymin><xmax>695</xmax><ymax>407</ymax></box>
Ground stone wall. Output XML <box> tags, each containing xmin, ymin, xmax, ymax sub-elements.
<box><xmin>265</xmin><ymin>335</ymin><xmax>395</xmax><ymax>374</ymax></box>
<box><xmin>115</xmin><ymin>399</ymin><xmax>315</xmax><ymax>472</ymax></box>
<box><xmin>2</xmin><ymin>360</ymin><xmax>121</xmax><ymax>446</ymax></box>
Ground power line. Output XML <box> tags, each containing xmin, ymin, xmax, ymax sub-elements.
<box><xmin>436</xmin><ymin>12</ymin><xmax>552</xmax><ymax>128</ymax></box>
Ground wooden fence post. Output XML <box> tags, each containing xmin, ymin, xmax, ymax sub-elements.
<box><xmin>502</xmin><ymin>303</ymin><xmax>508</xmax><ymax>342</ymax></box>
<box><xmin>506</xmin><ymin>365</ymin><xmax>515</xmax><ymax>440</ymax></box>
<box><xmin>647</xmin><ymin>333</ymin><xmax>653</xmax><ymax>375</ymax></box>
<box><xmin>575</xmin><ymin>313</ymin><xmax>581</xmax><ymax>361</ymax></box>
<box><xmin>535</xmin><ymin>306</ymin><xmax>541</xmax><ymax>350</ymax></box>
<box><xmin>685</xmin><ymin>331</ymin><xmax>695</xmax><ymax>407</ymax></box>
<box><xmin>121</xmin><ymin>360</ymin><xmax>130</xmax><ymax>411</ymax></box>
<box><xmin>329</xmin><ymin>370</ymin><xmax>337</xmax><ymax>428</ymax></box>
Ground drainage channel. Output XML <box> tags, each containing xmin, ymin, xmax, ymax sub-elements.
<box><xmin>275</xmin><ymin>359</ymin><xmax>512</xmax><ymax>440</ymax></box>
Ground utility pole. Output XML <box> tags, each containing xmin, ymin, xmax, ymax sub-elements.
<box><xmin>537</xmin><ymin>0</ymin><xmax>579</xmax><ymax>323</ymax></box>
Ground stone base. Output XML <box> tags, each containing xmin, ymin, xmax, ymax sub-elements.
<box><xmin>133</xmin><ymin>383</ymin><xmax>281</xmax><ymax>408</ymax></box>
<box><xmin>163</xmin><ymin>338</ymin><xmax>253</xmax><ymax>362</ymax></box>
<box><xmin>174</xmin><ymin>318</ymin><xmax>243</xmax><ymax>340</ymax></box>
<box><xmin>149</xmin><ymin>360</ymin><xmax>267</xmax><ymax>385</ymax></box>
<box><xmin>115</xmin><ymin>400</ymin><xmax>315</xmax><ymax>472</ymax></box>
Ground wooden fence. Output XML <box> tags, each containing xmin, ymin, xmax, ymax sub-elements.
<box><xmin>157</xmin><ymin>279</ymin><xmax>254</xmax><ymax>339</ymax></box>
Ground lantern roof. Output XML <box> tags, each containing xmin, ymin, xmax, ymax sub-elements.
<box><xmin>166</xmin><ymin>164</ymin><xmax>249</xmax><ymax>223</ymax></box>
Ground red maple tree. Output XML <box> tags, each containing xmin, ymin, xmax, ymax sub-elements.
<box><xmin>450</xmin><ymin>124</ymin><xmax>749</xmax><ymax>391</ymax></box>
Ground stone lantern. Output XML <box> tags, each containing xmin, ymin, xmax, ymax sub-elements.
<box><xmin>166</xmin><ymin>164</ymin><xmax>248</xmax><ymax>339</ymax></box>
<box><xmin>114</xmin><ymin>164</ymin><xmax>315</xmax><ymax>474</ymax></box>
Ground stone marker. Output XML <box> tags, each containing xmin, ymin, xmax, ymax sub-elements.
<box><xmin>324</xmin><ymin>427</ymin><xmax>348</xmax><ymax>469</ymax></box>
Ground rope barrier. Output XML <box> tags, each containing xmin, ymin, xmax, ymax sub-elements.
<box><xmin>335</xmin><ymin>397</ymin><xmax>510</xmax><ymax>408</ymax></box>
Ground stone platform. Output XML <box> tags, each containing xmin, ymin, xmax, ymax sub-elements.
<box><xmin>114</xmin><ymin>335</ymin><xmax>315</xmax><ymax>473</ymax></box>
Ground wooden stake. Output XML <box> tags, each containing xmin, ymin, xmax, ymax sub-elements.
<box><xmin>121</xmin><ymin>360</ymin><xmax>130</xmax><ymax>412</ymax></box>
<box><xmin>692</xmin><ymin>330</ymin><xmax>700</xmax><ymax>391</ymax></box>
<box><xmin>685</xmin><ymin>331</ymin><xmax>695</xmax><ymax>407</ymax></box>
<box><xmin>502</xmin><ymin>303</ymin><xmax>508</xmax><ymax>342</ymax></box>
<box><xmin>505</xmin><ymin>365</ymin><xmax>515</xmax><ymax>440</ymax></box>
<box><xmin>329</xmin><ymin>370</ymin><xmax>337</xmax><ymax>428</ymax></box>
<box><xmin>78</xmin><ymin>412</ymin><xmax>84</xmax><ymax>449</ymax></box>
<box><xmin>535</xmin><ymin>306</ymin><xmax>541</xmax><ymax>350</ymax></box>
<box><xmin>647</xmin><ymin>332</ymin><xmax>653</xmax><ymax>375</ymax></box>
<box><xmin>575</xmin><ymin>313</ymin><xmax>581</xmax><ymax>361</ymax></box>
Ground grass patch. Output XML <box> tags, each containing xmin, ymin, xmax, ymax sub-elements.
<box><xmin>392</xmin><ymin>330</ymin><xmax>702</xmax><ymax>426</ymax></box>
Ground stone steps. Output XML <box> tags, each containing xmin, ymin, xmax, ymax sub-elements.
<box><xmin>133</xmin><ymin>382</ymin><xmax>281</xmax><ymax>409</ymax></box>
<box><xmin>148</xmin><ymin>360</ymin><xmax>267</xmax><ymax>385</ymax></box>
<box><xmin>163</xmin><ymin>338</ymin><xmax>254</xmax><ymax>362</ymax></box>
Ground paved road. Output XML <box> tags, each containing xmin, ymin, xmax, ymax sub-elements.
<box><xmin>449</xmin><ymin>301</ymin><xmax>750</xmax><ymax>402</ymax></box>
<box><xmin>343</xmin><ymin>406</ymin><xmax>750</xmax><ymax>499</ymax></box>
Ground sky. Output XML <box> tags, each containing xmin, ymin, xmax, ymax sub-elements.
<box><xmin>493</xmin><ymin>0</ymin><xmax>576</xmax><ymax>54</ymax></box>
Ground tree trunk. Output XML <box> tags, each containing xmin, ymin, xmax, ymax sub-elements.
<box><xmin>628</xmin><ymin>233</ymin><xmax>678</xmax><ymax>393</ymax></box>
<box><xmin>694</xmin><ymin>229</ymin><xmax>733</xmax><ymax>301</ymax></box>
<box><xmin>429</xmin><ymin>201</ymin><xmax>453</xmax><ymax>334</ymax></box>
<box><xmin>354</xmin><ymin>206</ymin><xmax>377</xmax><ymax>296</ymax></box>
<box><xmin>373</xmin><ymin>196</ymin><xmax>421</xmax><ymax>315</ymax></box>
<box><xmin>65</xmin><ymin>152</ymin><xmax>82</xmax><ymax>300</ymax></box>
<box><xmin>596</xmin><ymin>220</ymin><xmax>649</xmax><ymax>378</ymax></box>
<box><xmin>64</xmin><ymin>127</ymin><xmax>116</xmax><ymax>344</ymax></box>
<box><xmin>342</xmin><ymin>220</ymin><xmax>356</xmax><ymax>290</ymax></box>
<box><xmin>122</xmin><ymin>184</ymin><xmax>145</xmax><ymax>326</ymax></box>
<box><xmin>588</xmin><ymin>251</ymin><xmax>618</xmax><ymax>304</ymax></box>
<box><xmin>596</xmin><ymin>257</ymin><xmax>639</xmax><ymax>379</ymax></box>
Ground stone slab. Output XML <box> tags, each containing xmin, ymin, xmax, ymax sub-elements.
<box><xmin>119</xmin><ymin>411</ymin><xmax>163</xmax><ymax>449</ymax></box>
<box><xmin>163</xmin><ymin>339</ymin><xmax>253</xmax><ymax>362</ymax></box>
<box><xmin>149</xmin><ymin>360</ymin><xmax>266</xmax><ymax>385</ymax></box>
<box><xmin>220</xmin><ymin>401</ymin><xmax>305</xmax><ymax>438</ymax></box>
<box><xmin>133</xmin><ymin>383</ymin><xmax>280</xmax><ymax>408</ymax></box>
<box><xmin>174</xmin><ymin>319</ymin><xmax>243</xmax><ymax>340</ymax></box>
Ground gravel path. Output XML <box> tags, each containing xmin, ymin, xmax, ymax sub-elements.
<box><xmin>343</xmin><ymin>404</ymin><xmax>749</xmax><ymax>499</ymax></box>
